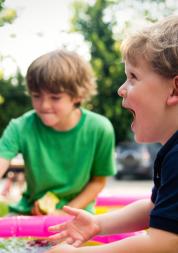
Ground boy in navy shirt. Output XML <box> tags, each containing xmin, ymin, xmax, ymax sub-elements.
<box><xmin>45</xmin><ymin>15</ymin><xmax>178</xmax><ymax>253</ymax></box>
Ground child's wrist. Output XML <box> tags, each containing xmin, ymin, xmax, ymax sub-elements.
<box><xmin>93</xmin><ymin>216</ymin><xmax>101</xmax><ymax>235</ymax></box>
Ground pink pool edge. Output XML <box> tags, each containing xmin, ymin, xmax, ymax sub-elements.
<box><xmin>0</xmin><ymin>195</ymin><xmax>148</xmax><ymax>242</ymax></box>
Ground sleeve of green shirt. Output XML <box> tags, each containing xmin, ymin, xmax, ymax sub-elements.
<box><xmin>91</xmin><ymin>118</ymin><xmax>116</xmax><ymax>177</ymax></box>
<box><xmin>0</xmin><ymin>119</ymin><xmax>20</xmax><ymax>160</ymax></box>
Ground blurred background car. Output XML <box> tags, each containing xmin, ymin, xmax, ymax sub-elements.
<box><xmin>115</xmin><ymin>142</ymin><xmax>161</xmax><ymax>180</ymax></box>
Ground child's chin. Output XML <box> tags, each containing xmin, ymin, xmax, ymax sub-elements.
<box><xmin>134</xmin><ymin>135</ymin><xmax>149</xmax><ymax>144</ymax></box>
<box><xmin>39</xmin><ymin>116</ymin><xmax>54</xmax><ymax>125</ymax></box>
<box><xmin>133</xmin><ymin>132</ymin><xmax>143</xmax><ymax>144</ymax></box>
<box><xmin>41</xmin><ymin>119</ymin><xmax>55</xmax><ymax>127</ymax></box>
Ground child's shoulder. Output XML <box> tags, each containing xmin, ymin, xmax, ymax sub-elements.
<box><xmin>83</xmin><ymin>108</ymin><xmax>110</xmax><ymax>121</ymax></box>
<box><xmin>11</xmin><ymin>110</ymin><xmax>37</xmax><ymax>128</ymax></box>
<box><xmin>82</xmin><ymin>108</ymin><xmax>114</xmax><ymax>131</ymax></box>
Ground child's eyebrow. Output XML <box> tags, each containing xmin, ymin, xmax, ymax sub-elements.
<box><xmin>30</xmin><ymin>92</ymin><xmax>40</xmax><ymax>94</ymax></box>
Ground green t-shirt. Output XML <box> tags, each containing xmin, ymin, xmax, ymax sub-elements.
<box><xmin>0</xmin><ymin>109</ymin><xmax>116</xmax><ymax>214</ymax></box>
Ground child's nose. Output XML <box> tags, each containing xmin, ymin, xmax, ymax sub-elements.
<box><xmin>118</xmin><ymin>84</ymin><xmax>127</xmax><ymax>98</ymax></box>
<box><xmin>40</xmin><ymin>99</ymin><xmax>51</xmax><ymax>109</ymax></box>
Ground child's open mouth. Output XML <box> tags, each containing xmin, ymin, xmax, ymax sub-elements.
<box><xmin>128</xmin><ymin>108</ymin><xmax>135</xmax><ymax>117</ymax></box>
<box><xmin>127</xmin><ymin>108</ymin><xmax>136</xmax><ymax>131</ymax></box>
<box><xmin>122</xmin><ymin>102</ymin><xmax>136</xmax><ymax>130</ymax></box>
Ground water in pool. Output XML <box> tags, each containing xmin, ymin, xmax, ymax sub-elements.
<box><xmin>0</xmin><ymin>238</ymin><xmax>51</xmax><ymax>253</ymax></box>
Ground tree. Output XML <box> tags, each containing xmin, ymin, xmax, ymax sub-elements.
<box><xmin>0</xmin><ymin>0</ymin><xmax>16</xmax><ymax>26</ymax></box>
<box><xmin>0</xmin><ymin>1</ymin><xmax>31</xmax><ymax>136</ymax></box>
<box><xmin>0</xmin><ymin>0</ymin><xmax>4</xmax><ymax>11</ymax></box>
<box><xmin>71</xmin><ymin>0</ymin><xmax>131</xmax><ymax>143</ymax></box>
<box><xmin>0</xmin><ymin>71</ymin><xmax>31</xmax><ymax>135</ymax></box>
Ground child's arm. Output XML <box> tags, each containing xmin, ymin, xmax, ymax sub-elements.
<box><xmin>97</xmin><ymin>198</ymin><xmax>153</xmax><ymax>234</ymax></box>
<box><xmin>32</xmin><ymin>176</ymin><xmax>106</xmax><ymax>216</ymax></box>
<box><xmin>45</xmin><ymin>229</ymin><xmax>178</xmax><ymax>253</ymax></box>
<box><xmin>46</xmin><ymin>201</ymin><xmax>178</xmax><ymax>253</ymax></box>
<box><xmin>0</xmin><ymin>157</ymin><xmax>10</xmax><ymax>178</ymax></box>
<box><xmin>48</xmin><ymin>199</ymin><xmax>153</xmax><ymax>246</ymax></box>
<box><xmin>66</xmin><ymin>176</ymin><xmax>106</xmax><ymax>209</ymax></box>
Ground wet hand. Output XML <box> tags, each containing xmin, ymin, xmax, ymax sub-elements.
<box><xmin>47</xmin><ymin>206</ymin><xmax>100</xmax><ymax>247</ymax></box>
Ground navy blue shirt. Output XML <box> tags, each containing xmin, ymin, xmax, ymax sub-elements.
<box><xmin>150</xmin><ymin>131</ymin><xmax>178</xmax><ymax>234</ymax></box>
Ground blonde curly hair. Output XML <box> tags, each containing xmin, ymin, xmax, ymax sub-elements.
<box><xmin>121</xmin><ymin>15</ymin><xmax>178</xmax><ymax>78</ymax></box>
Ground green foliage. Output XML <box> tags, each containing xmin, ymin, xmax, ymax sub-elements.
<box><xmin>0</xmin><ymin>1</ymin><xmax>25</xmax><ymax>135</ymax></box>
<box><xmin>0</xmin><ymin>0</ymin><xmax>17</xmax><ymax>26</ymax></box>
<box><xmin>0</xmin><ymin>71</ymin><xmax>31</xmax><ymax>135</ymax></box>
<box><xmin>0</xmin><ymin>8</ymin><xmax>17</xmax><ymax>26</ymax></box>
<box><xmin>0</xmin><ymin>0</ymin><xmax>5</xmax><ymax>10</ymax></box>
<box><xmin>71</xmin><ymin>0</ymin><xmax>132</xmax><ymax>143</ymax></box>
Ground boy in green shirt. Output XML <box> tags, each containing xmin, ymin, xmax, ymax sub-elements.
<box><xmin>0</xmin><ymin>50</ymin><xmax>116</xmax><ymax>215</ymax></box>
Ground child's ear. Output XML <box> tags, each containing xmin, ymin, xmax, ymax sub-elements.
<box><xmin>73</xmin><ymin>97</ymin><xmax>82</xmax><ymax>106</ymax></box>
<box><xmin>167</xmin><ymin>76</ymin><xmax>178</xmax><ymax>106</ymax></box>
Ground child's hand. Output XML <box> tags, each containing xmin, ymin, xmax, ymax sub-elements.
<box><xmin>48</xmin><ymin>206</ymin><xmax>100</xmax><ymax>247</ymax></box>
<box><xmin>44</xmin><ymin>243</ymin><xmax>77</xmax><ymax>253</ymax></box>
<box><xmin>31</xmin><ymin>201</ymin><xmax>44</xmax><ymax>215</ymax></box>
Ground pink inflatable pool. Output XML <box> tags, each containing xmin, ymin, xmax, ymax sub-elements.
<box><xmin>96</xmin><ymin>194</ymin><xmax>149</xmax><ymax>206</ymax></box>
<box><xmin>0</xmin><ymin>215</ymin><xmax>141</xmax><ymax>243</ymax></box>
<box><xmin>0</xmin><ymin>195</ymin><xmax>148</xmax><ymax>242</ymax></box>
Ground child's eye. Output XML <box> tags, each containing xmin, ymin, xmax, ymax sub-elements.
<box><xmin>31</xmin><ymin>94</ymin><xmax>40</xmax><ymax>99</ymax></box>
<box><xmin>51</xmin><ymin>96</ymin><xmax>61</xmax><ymax>100</ymax></box>
<box><xmin>130</xmin><ymin>73</ymin><xmax>137</xmax><ymax>79</ymax></box>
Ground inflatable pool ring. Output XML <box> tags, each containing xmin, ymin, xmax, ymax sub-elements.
<box><xmin>0</xmin><ymin>215</ymin><xmax>140</xmax><ymax>242</ymax></box>
<box><xmin>96</xmin><ymin>194</ymin><xmax>149</xmax><ymax>206</ymax></box>
<box><xmin>0</xmin><ymin>215</ymin><xmax>141</xmax><ymax>243</ymax></box>
<box><xmin>95</xmin><ymin>194</ymin><xmax>149</xmax><ymax>214</ymax></box>
<box><xmin>0</xmin><ymin>195</ymin><xmax>147</xmax><ymax>242</ymax></box>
